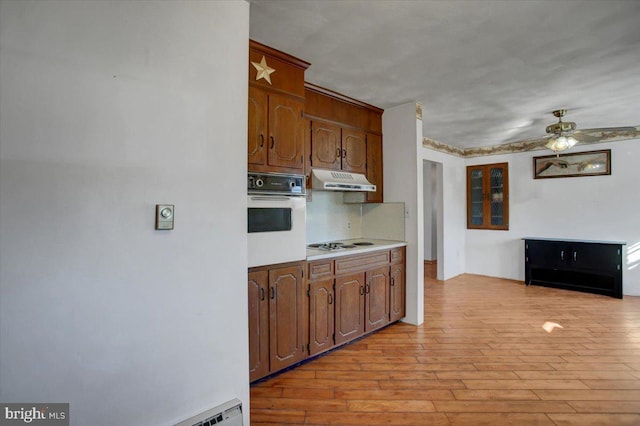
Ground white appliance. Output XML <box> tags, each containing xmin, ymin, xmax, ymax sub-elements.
<box><xmin>174</xmin><ymin>398</ymin><xmax>242</xmax><ymax>426</ymax></box>
<box><xmin>248</xmin><ymin>172</ymin><xmax>306</xmax><ymax>268</ymax></box>
<box><xmin>311</xmin><ymin>168</ymin><xmax>376</xmax><ymax>192</ymax></box>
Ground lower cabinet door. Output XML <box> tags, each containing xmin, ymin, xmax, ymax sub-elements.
<box><xmin>269</xmin><ymin>265</ymin><xmax>305</xmax><ymax>372</ymax></box>
<box><xmin>389</xmin><ymin>263</ymin><xmax>406</xmax><ymax>322</ymax></box>
<box><xmin>365</xmin><ymin>266</ymin><xmax>390</xmax><ymax>332</ymax></box>
<box><xmin>309</xmin><ymin>279</ymin><xmax>335</xmax><ymax>356</ymax></box>
<box><xmin>248</xmin><ymin>270</ymin><xmax>269</xmax><ymax>382</ymax></box>
<box><xmin>334</xmin><ymin>273</ymin><xmax>365</xmax><ymax>345</ymax></box>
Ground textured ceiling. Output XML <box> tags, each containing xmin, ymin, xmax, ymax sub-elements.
<box><xmin>249</xmin><ymin>0</ymin><xmax>640</xmax><ymax>149</ymax></box>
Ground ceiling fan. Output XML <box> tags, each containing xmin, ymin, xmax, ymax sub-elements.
<box><xmin>521</xmin><ymin>109</ymin><xmax>639</xmax><ymax>154</ymax></box>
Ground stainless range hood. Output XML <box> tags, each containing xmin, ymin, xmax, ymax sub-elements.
<box><xmin>311</xmin><ymin>169</ymin><xmax>376</xmax><ymax>192</ymax></box>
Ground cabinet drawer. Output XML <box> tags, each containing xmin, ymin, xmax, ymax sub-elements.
<box><xmin>335</xmin><ymin>251</ymin><xmax>390</xmax><ymax>275</ymax></box>
<box><xmin>390</xmin><ymin>247</ymin><xmax>405</xmax><ymax>264</ymax></box>
<box><xmin>308</xmin><ymin>260</ymin><xmax>334</xmax><ymax>280</ymax></box>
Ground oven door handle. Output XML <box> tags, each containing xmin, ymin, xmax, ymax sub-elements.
<box><xmin>249</xmin><ymin>196</ymin><xmax>292</xmax><ymax>202</ymax></box>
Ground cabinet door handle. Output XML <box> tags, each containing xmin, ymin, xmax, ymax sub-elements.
<box><xmin>328</xmin><ymin>294</ymin><xmax>333</xmax><ymax>305</ymax></box>
<box><xmin>390</xmin><ymin>277</ymin><xmax>395</xmax><ymax>287</ymax></box>
<box><xmin>336</xmin><ymin>147</ymin><xmax>341</xmax><ymax>158</ymax></box>
<box><xmin>260</xmin><ymin>287</ymin><xmax>265</xmax><ymax>301</ymax></box>
<box><xmin>573</xmin><ymin>251</ymin><xmax>577</xmax><ymax>262</ymax></box>
<box><xmin>259</xmin><ymin>134</ymin><xmax>264</xmax><ymax>148</ymax></box>
<box><xmin>560</xmin><ymin>250</ymin><xmax>565</xmax><ymax>261</ymax></box>
<box><xmin>270</xmin><ymin>136</ymin><xmax>275</xmax><ymax>149</ymax></box>
<box><xmin>365</xmin><ymin>284</ymin><xmax>370</xmax><ymax>294</ymax></box>
<box><xmin>359</xmin><ymin>286</ymin><xmax>364</xmax><ymax>295</ymax></box>
<box><xmin>269</xmin><ymin>287</ymin><xmax>275</xmax><ymax>300</ymax></box>
<box><xmin>342</xmin><ymin>149</ymin><xmax>347</xmax><ymax>158</ymax></box>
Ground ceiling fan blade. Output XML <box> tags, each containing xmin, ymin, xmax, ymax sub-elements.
<box><xmin>573</xmin><ymin>126</ymin><xmax>640</xmax><ymax>144</ymax></box>
<box><xmin>578</xmin><ymin>126</ymin><xmax>637</xmax><ymax>133</ymax></box>
<box><xmin>507</xmin><ymin>134</ymin><xmax>553</xmax><ymax>148</ymax></box>
<box><xmin>572</xmin><ymin>132</ymin><xmax>600</xmax><ymax>143</ymax></box>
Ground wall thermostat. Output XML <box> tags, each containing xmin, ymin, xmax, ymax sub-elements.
<box><xmin>155</xmin><ymin>204</ymin><xmax>174</xmax><ymax>230</ymax></box>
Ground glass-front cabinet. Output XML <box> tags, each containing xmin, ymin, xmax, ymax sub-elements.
<box><xmin>466</xmin><ymin>162</ymin><xmax>509</xmax><ymax>230</ymax></box>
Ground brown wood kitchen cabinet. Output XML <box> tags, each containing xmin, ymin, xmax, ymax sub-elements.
<box><xmin>310</xmin><ymin>120</ymin><xmax>367</xmax><ymax>174</ymax></box>
<box><xmin>307</xmin><ymin>247</ymin><xmax>404</xmax><ymax>358</ymax></box>
<box><xmin>248</xmin><ymin>40</ymin><xmax>310</xmax><ymax>174</ymax></box>
<box><xmin>308</xmin><ymin>277</ymin><xmax>335</xmax><ymax>355</ymax></box>
<box><xmin>307</xmin><ymin>259</ymin><xmax>337</xmax><ymax>355</ymax></box>
<box><xmin>304</xmin><ymin>83</ymin><xmax>384</xmax><ymax>202</ymax></box>
<box><xmin>365</xmin><ymin>266</ymin><xmax>390</xmax><ymax>332</ymax></box>
<box><xmin>248</xmin><ymin>269</ymin><xmax>269</xmax><ymax>381</ymax></box>
<box><xmin>389</xmin><ymin>247</ymin><xmax>406</xmax><ymax>322</ymax></box>
<box><xmin>248</xmin><ymin>87</ymin><xmax>306</xmax><ymax>173</ymax></box>
<box><xmin>334</xmin><ymin>272</ymin><xmax>366</xmax><ymax>346</ymax></box>
<box><xmin>248</xmin><ymin>261</ymin><xmax>307</xmax><ymax>382</ymax></box>
<box><xmin>365</xmin><ymin>132</ymin><xmax>383</xmax><ymax>203</ymax></box>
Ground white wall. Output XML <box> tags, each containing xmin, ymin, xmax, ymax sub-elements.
<box><xmin>383</xmin><ymin>103</ymin><xmax>424</xmax><ymax>325</ymax></box>
<box><xmin>423</xmin><ymin>162</ymin><xmax>434</xmax><ymax>260</ymax></box>
<box><xmin>465</xmin><ymin>140</ymin><xmax>640</xmax><ymax>296</ymax></box>
<box><xmin>423</xmin><ymin>161</ymin><xmax>439</xmax><ymax>261</ymax></box>
<box><xmin>419</xmin><ymin>148</ymin><xmax>467</xmax><ymax>280</ymax></box>
<box><xmin>0</xmin><ymin>1</ymin><xmax>250</xmax><ymax>425</ymax></box>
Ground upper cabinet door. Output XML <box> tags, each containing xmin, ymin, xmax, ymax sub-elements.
<box><xmin>466</xmin><ymin>162</ymin><xmax>509</xmax><ymax>230</ymax></box>
<box><xmin>248</xmin><ymin>40</ymin><xmax>309</xmax><ymax>174</ymax></box>
<box><xmin>366</xmin><ymin>133</ymin><xmax>383</xmax><ymax>203</ymax></box>
<box><xmin>268</xmin><ymin>93</ymin><xmax>305</xmax><ymax>171</ymax></box>
<box><xmin>310</xmin><ymin>120</ymin><xmax>341</xmax><ymax>170</ymax></box>
<box><xmin>341</xmin><ymin>128</ymin><xmax>367</xmax><ymax>174</ymax></box>
<box><xmin>248</xmin><ymin>86</ymin><xmax>268</xmax><ymax>167</ymax></box>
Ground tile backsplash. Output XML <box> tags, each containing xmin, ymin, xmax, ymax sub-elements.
<box><xmin>306</xmin><ymin>191</ymin><xmax>361</xmax><ymax>243</ymax></box>
<box><xmin>362</xmin><ymin>202</ymin><xmax>405</xmax><ymax>241</ymax></box>
<box><xmin>306</xmin><ymin>191</ymin><xmax>405</xmax><ymax>243</ymax></box>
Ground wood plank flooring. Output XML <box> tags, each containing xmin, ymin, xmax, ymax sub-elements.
<box><xmin>250</xmin><ymin>262</ymin><xmax>640</xmax><ymax>425</ymax></box>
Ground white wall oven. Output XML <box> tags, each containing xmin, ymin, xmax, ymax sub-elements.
<box><xmin>247</xmin><ymin>172</ymin><xmax>306</xmax><ymax>267</ymax></box>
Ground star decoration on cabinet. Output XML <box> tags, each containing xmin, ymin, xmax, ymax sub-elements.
<box><xmin>251</xmin><ymin>56</ymin><xmax>276</xmax><ymax>85</ymax></box>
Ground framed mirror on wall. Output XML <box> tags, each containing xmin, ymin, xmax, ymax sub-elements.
<box><xmin>533</xmin><ymin>149</ymin><xmax>611</xmax><ymax>179</ymax></box>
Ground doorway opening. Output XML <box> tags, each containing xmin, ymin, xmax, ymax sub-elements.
<box><xmin>423</xmin><ymin>159</ymin><xmax>443</xmax><ymax>280</ymax></box>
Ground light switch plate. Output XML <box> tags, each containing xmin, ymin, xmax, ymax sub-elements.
<box><xmin>155</xmin><ymin>204</ymin><xmax>174</xmax><ymax>230</ymax></box>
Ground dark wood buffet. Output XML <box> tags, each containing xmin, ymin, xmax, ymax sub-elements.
<box><xmin>523</xmin><ymin>238</ymin><xmax>625</xmax><ymax>299</ymax></box>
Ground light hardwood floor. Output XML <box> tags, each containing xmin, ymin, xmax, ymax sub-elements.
<box><xmin>250</xmin><ymin>262</ymin><xmax>640</xmax><ymax>425</ymax></box>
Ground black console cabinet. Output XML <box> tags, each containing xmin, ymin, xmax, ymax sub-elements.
<box><xmin>523</xmin><ymin>238</ymin><xmax>625</xmax><ymax>299</ymax></box>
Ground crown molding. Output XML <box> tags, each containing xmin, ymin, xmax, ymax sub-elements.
<box><xmin>423</xmin><ymin>127</ymin><xmax>640</xmax><ymax>158</ymax></box>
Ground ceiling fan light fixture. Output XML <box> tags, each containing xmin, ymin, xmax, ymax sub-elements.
<box><xmin>545</xmin><ymin>135</ymin><xmax>577</xmax><ymax>152</ymax></box>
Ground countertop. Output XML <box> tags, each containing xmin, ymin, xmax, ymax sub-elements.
<box><xmin>306</xmin><ymin>238</ymin><xmax>407</xmax><ymax>261</ymax></box>
<box><xmin>522</xmin><ymin>237</ymin><xmax>626</xmax><ymax>245</ymax></box>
